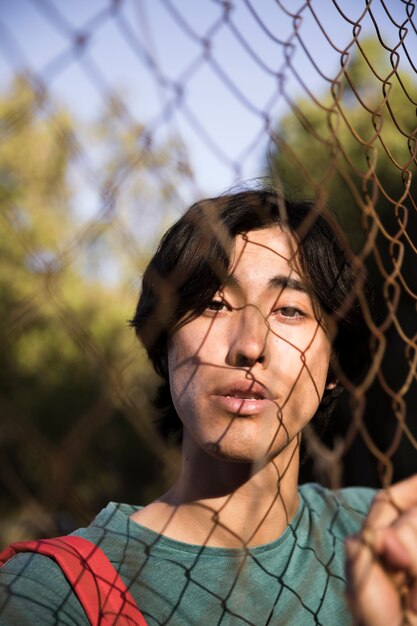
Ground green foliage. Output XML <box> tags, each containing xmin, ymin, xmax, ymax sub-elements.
<box><xmin>0</xmin><ymin>77</ymin><xmax>181</xmax><ymax>545</ymax></box>
<box><xmin>269</xmin><ymin>38</ymin><xmax>417</xmax><ymax>252</ymax></box>
<box><xmin>269</xmin><ymin>38</ymin><xmax>417</xmax><ymax>488</ymax></box>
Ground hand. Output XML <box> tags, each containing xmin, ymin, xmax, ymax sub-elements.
<box><xmin>345</xmin><ymin>475</ymin><xmax>417</xmax><ymax>626</ymax></box>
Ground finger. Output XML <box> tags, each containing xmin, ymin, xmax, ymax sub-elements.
<box><xmin>359</xmin><ymin>518</ymin><xmax>417</xmax><ymax>618</ymax></box>
<box><xmin>370</xmin><ymin>509</ymin><xmax>417</xmax><ymax>572</ymax></box>
<box><xmin>365</xmin><ymin>475</ymin><xmax>417</xmax><ymax>529</ymax></box>
<box><xmin>389</xmin><ymin>510</ymin><xmax>417</xmax><ymax>613</ymax></box>
<box><xmin>411</xmin><ymin>579</ymin><xmax>417</xmax><ymax>614</ymax></box>
<box><xmin>371</xmin><ymin>526</ymin><xmax>411</xmax><ymax>570</ymax></box>
<box><xmin>361</xmin><ymin>520</ymin><xmax>417</xmax><ymax>580</ymax></box>
<box><xmin>345</xmin><ymin>534</ymin><xmax>404</xmax><ymax>626</ymax></box>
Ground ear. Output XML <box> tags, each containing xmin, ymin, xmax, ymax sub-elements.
<box><xmin>325</xmin><ymin>379</ymin><xmax>338</xmax><ymax>391</ymax></box>
<box><xmin>325</xmin><ymin>364</ymin><xmax>338</xmax><ymax>390</ymax></box>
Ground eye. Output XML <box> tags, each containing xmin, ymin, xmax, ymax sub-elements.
<box><xmin>206</xmin><ymin>299</ymin><xmax>228</xmax><ymax>312</ymax></box>
<box><xmin>276</xmin><ymin>306</ymin><xmax>305</xmax><ymax>319</ymax></box>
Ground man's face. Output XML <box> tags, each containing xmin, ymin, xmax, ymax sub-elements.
<box><xmin>168</xmin><ymin>226</ymin><xmax>333</xmax><ymax>463</ymax></box>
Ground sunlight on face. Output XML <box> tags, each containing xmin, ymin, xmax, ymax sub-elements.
<box><xmin>168</xmin><ymin>226</ymin><xmax>333</xmax><ymax>464</ymax></box>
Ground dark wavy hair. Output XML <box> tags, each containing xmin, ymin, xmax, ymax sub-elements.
<box><xmin>130</xmin><ymin>188</ymin><xmax>371</xmax><ymax>444</ymax></box>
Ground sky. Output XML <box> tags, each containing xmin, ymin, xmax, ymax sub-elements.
<box><xmin>0</xmin><ymin>0</ymin><xmax>415</xmax><ymax>210</ymax></box>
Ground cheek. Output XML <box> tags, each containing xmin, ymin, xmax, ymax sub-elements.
<box><xmin>167</xmin><ymin>352</ymin><xmax>196</xmax><ymax>429</ymax></box>
<box><xmin>167</xmin><ymin>335</ymin><xmax>187</xmax><ymax>412</ymax></box>
<box><xmin>168</xmin><ymin>324</ymin><xmax>202</xmax><ymax>372</ymax></box>
<box><xmin>169</xmin><ymin>320</ymin><xmax>224</xmax><ymax>373</ymax></box>
<box><xmin>167</xmin><ymin>325</ymin><xmax>216</xmax><ymax>419</ymax></box>
<box><xmin>167</xmin><ymin>336</ymin><xmax>193</xmax><ymax>405</ymax></box>
<box><xmin>299</xmin><ymin>340</ymin><xmax>331</xmax><ymax>404</ymax></box>
<box><xmin>277</xmin><ymin>333</ymin><xmax>331</xmax><ymax>403</ymax></box>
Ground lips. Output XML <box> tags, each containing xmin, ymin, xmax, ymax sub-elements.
<box><xmin>216</xmin><ymin>380</ymin><xmax>271</xmax><ymax>400</ymax></box>
<box><xmin>212</xmin><ymin>380</ymin><xmax>274</xmax><ymax>416</ymax></box>
<box><xmin>225</xmin><ymin>391</ymin><xmax>265</xmax><ymax>400</ymax></box>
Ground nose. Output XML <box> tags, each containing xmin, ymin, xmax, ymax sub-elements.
<box><xmin>226</xmin><ymin>304</ymin><xmax>271</xmax><ymax>368</ymax></box>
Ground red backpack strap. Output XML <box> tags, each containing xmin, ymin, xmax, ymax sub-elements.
<box><xmin>0</xmin><ymin>536</ymin><xmax>148</xmax><ymax>626</ymax></box>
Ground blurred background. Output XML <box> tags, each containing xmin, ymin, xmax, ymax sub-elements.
<box><xmin>0</xmin><ymin>0</ymin><xmax>416</xmax><ymax>547</ymax></box>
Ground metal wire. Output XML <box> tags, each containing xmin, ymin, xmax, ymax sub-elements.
<box><xmin>0</xmin><ymin>1</ymin><xmax>416</xmax><ymax>622</ymax></box>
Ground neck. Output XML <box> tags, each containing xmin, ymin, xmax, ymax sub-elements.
<box><xmin>158</xmin><ymin>435</ymin><xmax>301</xmax><ymax>548</ymax></box>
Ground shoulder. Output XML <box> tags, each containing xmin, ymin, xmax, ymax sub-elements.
<box><xmin>0</xmin><ymin>502</ymin><xmax>131</xmax><ymax>625</ymax></box>
<box><xmin>0</xmin><ymin>550</ymin><xmax>88</xmax><ymax>625</ymax></box>
<box><xmin>299</xmin><ymin>482</ymin><xmax>377</xmax><ymax>512</ymax></box>
<box><xmin>298</xmin><ymin>482</ymin><xmax>377</xmax><ymax>536</ymax></box>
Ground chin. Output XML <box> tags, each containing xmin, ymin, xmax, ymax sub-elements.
<box><xmin>204</xmin><ymin>442</ymin><xmax>264</xmax><ymax>464</ymax></box>
<box><xmin>202</xmin><ymin>435</ymin><xmax>294</xmax><ymax>466</ymax></box>
<box><xmin>184</xmin><ymin>411</ymin><xmax>302</xmax><ymax>465</ymax></box>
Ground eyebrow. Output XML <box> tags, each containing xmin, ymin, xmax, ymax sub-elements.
<box><xmin>224</xmin><ymin>274</ymin><xmax>308</xmax><ymax>293</ymax></box>
<box><xmin>268</xmin><ymin>275</ymin><xmax>308</xmax><ymax>293</ymax></box>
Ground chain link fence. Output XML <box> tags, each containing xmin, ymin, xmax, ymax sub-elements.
<box><xmin>0</xmin><ymin>4</ymin><xmax>416</xmax><ymax>618</ymax></box>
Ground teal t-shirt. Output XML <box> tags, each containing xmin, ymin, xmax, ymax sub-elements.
<box><xmin>0</xmin><ymin>483</ymin><xmax>375</xmax><ymax>625</ymax></box>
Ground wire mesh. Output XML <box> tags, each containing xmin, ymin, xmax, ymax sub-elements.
<box><xmin>0</xmin><ymin>0</ymin><xmax>416</xmax><ymax>624</ymax></box>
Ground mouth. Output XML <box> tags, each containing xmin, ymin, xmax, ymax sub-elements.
<box><xmin>218</xmin><ymin>380</ymin><xmax>270</xmax><ymax>400</ymax></box>
<box><xmin>224</xmin><ymin>391</ymin><xmax>266</xmax><ymax>400</ymax></box>
<box><xmin>213</xmin><ymin>381</ymin><xmax>273</xmax><ymax>416</ymax></box>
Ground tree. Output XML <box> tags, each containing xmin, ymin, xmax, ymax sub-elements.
<box><xmin>0</xmin><ymin>77</ymin><xmax>185</xmax><ymax>545</ymax></box>
<box><xmin>268</xmin><ymin>38</ymin><xmax>417</xmax><ymax>488</ymax></box>
<box><xmin>269</xmin><ymin>38</ymin><xmax>417</xmax><ymax>251</ymax></box>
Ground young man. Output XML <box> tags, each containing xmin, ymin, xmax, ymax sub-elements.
<box><xmin>1</xmin><ymin>189</ymin><xmax>417</xmax><ymax>625</ymax></box>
